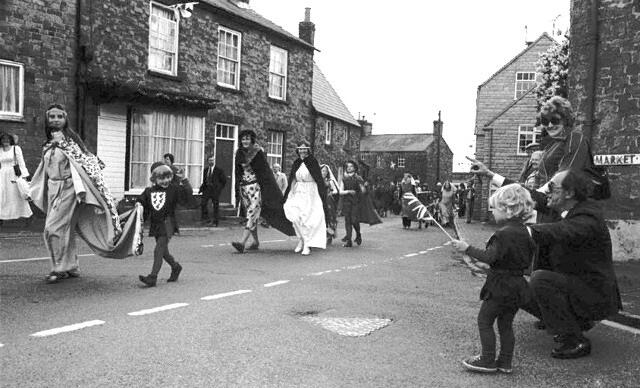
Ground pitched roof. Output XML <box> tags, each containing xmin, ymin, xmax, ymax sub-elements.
<box><xmin>360</xmin><ymin>134</ymin><xmax>435</xmax><ymax>152</ymax></box>
<box><xmin>312</xmin><ymin>62</ymin><xmax>360</xmax><ymax>127</ymax></box>
<box><xmin>477</xmin><ymin>33</ymin><xmax>554</xmax><ymax>89</ymax></box>
<box><xmin>200</xmin><ymin>0</ymin><xmax>316</xmax><ymax>50</ymax></box>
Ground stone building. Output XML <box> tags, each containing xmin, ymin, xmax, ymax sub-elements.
<box><xmin>311</xmin><ymin>63</ymin><xmax>361</xmax><ymax>178</ymax></box>
<box><xmin>472</xmin><ymin>33</ymin><xmax>555</xmax><ymax>220</ymax></box>
<box><xmin>569</xmin><ymin>0</ymin><xmax>640</xmax><ymax>260</ymax></box>
<box><xmin>359</xmin><ymin>118</ymin><xmax>453</xmax><ymax>187</ymax></box>
<box><xmin>1</xmin><ymin>0</ymin><xmax>316</xmax><ymax>206</ymax></box>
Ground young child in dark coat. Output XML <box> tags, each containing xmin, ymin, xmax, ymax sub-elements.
<box><xmin>452</xmin><ymin>183</ymin><xmax>536</xmax><ymax>374</ymax></box>
<box><xmin>136</xmin><ymin>162</ymin><xmax>196</xmax><ymax>287</ymax></box>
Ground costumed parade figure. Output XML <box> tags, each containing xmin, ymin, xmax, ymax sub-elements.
<box><xmin>0</xmin><ymin>132</ymin><xmax>32</xmax><ymax>223</ymax></box>
<box><xmin>399</xmin><ymin>173</ymin><xmax>416</xmax><ymax>229</ymax></box>
<box><xmin>320</xmin><ymin>164</ymin><xmax>339</xmax><ymax>245</ymax></box>
<box><xmin>137</xmin><ymin>162</ymin><xmax>196</xmax><ymax>287</ymax></box>
<box><xmin>232</xmin><ymin>130</ymin><xmax>295</xmax><ymax>253</ymax></box>
<box><xmin>338</xmin><ymin>160</ymin><xmax>381</xmax><ymax>247</ymax></box>
<box><xmin>30</xmin><ymin>105</ymin><xmax>143</xmax><ymax>283</ymax></box>
<box><xmin>283</xmin><ymin>141</ymin><xmax>326</xmax><ymax>255</ymax></box>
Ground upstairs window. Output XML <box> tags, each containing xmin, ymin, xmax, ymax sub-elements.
<box><xmin>517</xmin><ymin>125</ymin><xmax>541</xmax><ymax>155</ymax></box>
<box><xmin>397</xmin><ymin>156</ymin><xmax>405</xmax><ymax>168</ymax></box>
<box><xmin>266</xmin><ymin>130</ymin><xmax>284</xmax><ymax>167</ymax></box>
<box><xmin>515</xmin><ymin>72</ymin><xmax>536</xmax><ymax>99</ymax></box>
<box><xmin>0</xmin><ymin>60</ymin><xmax>24</xmax><ymax>119</ymax></box>
<box><xmin>324</xmin><ymin>120</ymin><xmax>333</xmax><ymax>145</ymax></box>
<box><xmin>218</xmin><ymin>27</ymin><xmax>241</xmax><ymax>89</ymax></box>
<box><xmin>149</xmin><ymin>2</ymin><xmax>178</xmax><ymax>75</ymax></box>
<box><xmin>269</xmin><ymin>46</ymin><xmax>288</xmax><ymax>100</ymax></box>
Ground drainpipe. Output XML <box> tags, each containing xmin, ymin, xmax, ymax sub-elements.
<box><xmin>75</xmin><ymin>0</ymin><xmax>84</xmax><ymax>139</ymax></box>
<box><xmin>584</xmin><ymin>0</ymin><xmax>600</xmax><ymax>140</ymax></box>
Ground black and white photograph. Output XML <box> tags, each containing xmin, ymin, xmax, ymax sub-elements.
<box><xmin>1</xmin><ymin>0</ymin><xmax>640</xmax><ymax>386</ymax></box>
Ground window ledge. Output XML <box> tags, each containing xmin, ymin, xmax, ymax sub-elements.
<box><xmin>268</xmin><ymin>96</ymin><xmax>289</xmax><ymax>105</ymax></box>
<box><xmin>147</xmin><ymin>69</ymin><xmax>182</xmax><ymax>82</ymax></box>
<box><xmin>216</xmin><ymin>84</ymin><xmax>243</xmax><ymax>94</ymax></box>
<box><xmin>0</xmin><ymin>115</ymin><xmax>25</xmax><ymax>123</ymax></box>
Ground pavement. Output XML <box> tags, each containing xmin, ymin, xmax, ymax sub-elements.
<box><xmin>452</xmin><ymin>215</ymin><xmax>640</xmax><ymax>329</ymax></box>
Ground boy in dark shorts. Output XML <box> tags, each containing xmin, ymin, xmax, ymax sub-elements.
<box><xmin>136</xmin><ymin>162</ymin><xmax>195</xmax><ymax>287</ymax></box>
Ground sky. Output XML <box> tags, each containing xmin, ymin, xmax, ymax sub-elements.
<box><xmin>251</xmin><ymin>0</ymin><xmax>571</xmax><ymax>171</ymax></box>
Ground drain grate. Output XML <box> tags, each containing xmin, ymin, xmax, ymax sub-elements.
<box><xmin>301</xmin><ymin>316</ymin><xmax>392</xmax><ymax>337</ymax></box>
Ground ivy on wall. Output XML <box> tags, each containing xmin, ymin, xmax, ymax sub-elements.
<box><xmin>535</xmin><ymin>37</ymin><xmax>569</xmax><ymax>110</ymax></box>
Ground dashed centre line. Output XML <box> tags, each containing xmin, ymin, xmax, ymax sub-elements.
<box><xmin>201</xmin><ymin>239</ymin><xmax>288</xmax><ymax>248</ymax></box>
<box><xmin>264</xmin><ymin>280</ymin><xmax>290</xmax><ymax>287</ymax></box>
<box><xmin>30</xmin><ymin>320</ymin><xmax>105</xmax><ymax>337</ymax></box>
<box><xmin>201</xmin><ymin>290</ymin><xmax>252</xmax><ymax>300</ymax></box>
<box><xmin>127</xmin><ymin>303</ymin><xmax>189</xmax><ymax>316</ymax></box>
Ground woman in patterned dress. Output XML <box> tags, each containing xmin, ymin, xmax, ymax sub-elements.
<box><xmin>231</xmin><ymin>130</ymin><xmax>294</xmax><ymax>253</ymax></box>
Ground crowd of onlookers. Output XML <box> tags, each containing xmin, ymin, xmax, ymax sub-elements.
<box><xmin>368</xmin><ymin>176</ymin><xmax>476</xmax><ymax>229</ymax></box>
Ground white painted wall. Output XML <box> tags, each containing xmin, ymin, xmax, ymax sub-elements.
<box><xmin>97</xmin><ymin>104</ymin><xmax>127</xmax><ymax>202</ymax></box>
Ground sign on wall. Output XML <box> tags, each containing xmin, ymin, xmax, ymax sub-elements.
<box><xmin>593</xmin><ymin>154</ymin><xmax>640</xmax><ymax>166</ymax></box>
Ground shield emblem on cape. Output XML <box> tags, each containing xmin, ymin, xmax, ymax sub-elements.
<box><xmin>151</xmin><ymin>192</ymin><xmax>166</xmax><ymax>211</ymax></box>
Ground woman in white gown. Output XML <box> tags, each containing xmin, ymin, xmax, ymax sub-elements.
<box><xmin>0</xmin><ymin>132</ymin><xmax>32</xmax><ymax>223</ymax></box>
<box><xmin>283</xmin><ymin>141</ymin><xmax>326</xmax><ymax>255</ymax></box>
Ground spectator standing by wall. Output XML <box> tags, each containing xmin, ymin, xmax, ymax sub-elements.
<box><xmin>199</xmin><ymin>156</ymin><xmax>226</xmax><ymax>227</ymax></box>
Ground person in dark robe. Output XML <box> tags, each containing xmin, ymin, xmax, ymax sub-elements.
<box><xmin>231</xmin><ymin>130</ymin><xmax>295</xmax><ymax>253</ymax></box>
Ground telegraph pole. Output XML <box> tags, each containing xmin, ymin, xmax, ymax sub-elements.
<box><xmin>435</xmin><ymin>111</ymin><xmax>442</xmax><ymax>183</ymax></box>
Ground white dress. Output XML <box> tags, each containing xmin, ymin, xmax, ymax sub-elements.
<box><xmin>0</xmin><ymin>146</ymin><xmax>32</xmax><ymax>220</ymax></box>
<box><xmin>284</xmin><ymin>163</ymin><xmax>326</xmax><ymax>249</ymax></box>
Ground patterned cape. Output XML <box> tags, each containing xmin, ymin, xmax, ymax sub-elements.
<box><xmin>30</xmin><ymin>139</ymin><xmax>143</xmax><ymax>259</ymax></box>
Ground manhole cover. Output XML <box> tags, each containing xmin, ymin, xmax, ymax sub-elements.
<box><xmin>301</xmin><ymin>317</ymin><xmax>392</xmax><ymax>337</ymax></box>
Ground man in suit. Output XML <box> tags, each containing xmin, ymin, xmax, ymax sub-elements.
<box><xmin>199</xmin><ymin>156</ymin><xmax>227</xmax><ymax>226</ymax></box>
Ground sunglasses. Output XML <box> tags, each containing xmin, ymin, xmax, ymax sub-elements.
<box><xmin>540</xmin><ymin>116</ymin><xmax>563</xmax><ymax>126</ymax></box>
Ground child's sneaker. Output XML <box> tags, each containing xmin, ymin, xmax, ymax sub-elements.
<box><xmin>461</xmin><ymin>355</ymin><xmax>497</xmax><ymax>373</ymax></box>
<box><xmin>167</xmin><ymin>263</ymin><xmax>182</xmax><ymax>282</ymax></box>
<box><xmin>139</xmin><ymin>274</ymin><xmax>157</xmax><ymax>287</ymax></box>
<box><xmin>496</xmin><ymin>359</ymin><xmax>513</xmax><ymax>374</ymax></box>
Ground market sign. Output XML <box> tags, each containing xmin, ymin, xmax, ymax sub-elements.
<box><xmin>593</xmin><ymin>154</ymin><xmax>640</xmax><ymax>166</ymax></box>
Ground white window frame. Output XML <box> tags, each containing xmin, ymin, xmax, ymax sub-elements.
<box><xmin>397</xmin><ymin>156</ymin><xmax>405</xmax><ymax>168</ymax></box>
<box><xmin>214</xmin><ymin>123</ymin><xmax>238</xmax><ymax>206</ymax></box>
<box><xmin>516</xmin><ymin>124</ymin><xmax>540</xmax><ymax>155</ymax></box>
<box><xmin>514</xmin><ymin>72</ymin><xmax>536</xmax><ymax>99</ymax></box>
<box><xmin>148</xmin><ymin>1</ymin><xmax>179</xmax><ymax>76</ymax></box>
<box><xmin>268</xmin><ymin>45</ymin><xmax>288</xmax><ymax>100</ymax></box>
<box><xmin>376</xmin><ymin>155</ymin><xmax>382</xmax><ymax>168</ymax></box>
<box><xmin>266</xmin><ymin>130</ymin><xmax>284</xmax><ymax>168</ymax></box>
<box><xmin>324</xmin><ymin>120</ymin><xmax>333</xmax><ymax>145</ymax></box>
<box><xmin>0</xmin><ymin>59</ymin><xmax>24</xmax><ymax>120</ymax></box>
<box><xmin>217</xmin><ymin>26</ymin><xmax>242</xmax><ymax>89</ymax></box>
<box><xmin>127</xmin><ymin>110</ymin><xmax>205</xmax><ymax>195</ymax></box>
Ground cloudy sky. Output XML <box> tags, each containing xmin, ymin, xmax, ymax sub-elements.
<box><xmin>251</xmin><ymin>0</ymin><xmax>570</xmax><ymax>171</ymax></box>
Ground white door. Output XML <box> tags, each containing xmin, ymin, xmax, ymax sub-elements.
<box><xmin>97</xmin><ymin>103</ymin><xmax>127</xmax><ymax>202</ymax></box>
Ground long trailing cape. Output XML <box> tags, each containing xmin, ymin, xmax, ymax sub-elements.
<box><xmin>30</xmin><ymin>139</ymin><xmax>143</xmax><ymax>259</ymax></box>
<box><xmin>283</xmin><ymin>154</ymin><xmax>326</xmax><ymax>205</ymax></box>
<box><xmin>235</xmin><ymin>145</ymin><xmax>295</xmax><ymax>236</ymax></box>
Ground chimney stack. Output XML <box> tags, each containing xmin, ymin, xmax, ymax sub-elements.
<box><xmin>358</xmin><ymin>117</ymin><xmax>373</xmax><ymax>137</ymax></box>
<box><xmin>298</xmin><ymin>7</ymin><xmax>315</xmax><ymax>45</ymax></box>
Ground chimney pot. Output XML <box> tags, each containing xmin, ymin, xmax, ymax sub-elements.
<box><xmin>298</xmin><ymin>8</ymin><xmax>315</xmax><ymax>45</ymax></box>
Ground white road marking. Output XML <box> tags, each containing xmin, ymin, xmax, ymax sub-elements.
<box><xmin>30</xmin><ymin>320</ymin><xmax>105</xmax><ymax>337</ymax></box>
<box><xmin>0</xmin><ymin>343</ymin><xmax>4</xmax><ymax>347</ymax></box>
<box><xmin>419</xmin><ymin>251</ymin><xmax>428</xmax><ymax>254</ymax></box>
<box><xmin>201</xmin><ymin>239</ymin><xmax>288</xmax><ymax>248</ymax></box>
<box><xmin>601</xmin><ymin>320</ymin><xmax>640</xmax><ymax>335</ymax></box>
<box><xmin>404</xmin><ymin>253</ymin><xmax>419</xmax><ymax>257</ymax></box>
<box><xmin>127</xmin><ymin>303</ymin><xmax>189</xmax><ymax>316</ymax></box>
<box><xmin>619</xmin><ymin>311</ymin><xmax>640</xmax><ymax>320</ymax></box>
<box><xmin>264</xmin><ymin>280</ymin><xmax>290</xmax><ymax>287</ymax></box>
<box><xmin>201</xmin><ymin>290</ymin><xmax>252</xmax><ymax>300</ymax></box>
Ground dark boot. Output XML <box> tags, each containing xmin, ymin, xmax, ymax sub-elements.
<box><xmin>167</xmin><ymin>263</ymin><xmax>182</xmax><ymax>282</ymax></box>
<box><xmin>247</xmin><ymin>230</ymin><xmax>259</xmax><ymax>250</ymax></box>
<box><xmin>343</xmin><ymin>240</ymin><xmax>353</xmax><ymax>247</ymax></box>
<box><xmin>354</xmin><ymin>234</ymin><xmax>362</xmax><ymax>246</ymax></box>
<box><xmin>231</xmin><ymin>241</ymin><xmax>245</xmax><ymax>253</ymax></box>
<box><xmin>551</xmin><ymin>334</ymin><xmax>591</xmax><ymax>359</ymax></box>
<box><xmin>139</xmin><ymin>274</ymin><xmax>157</xmax><ymax>287</ymax></box>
